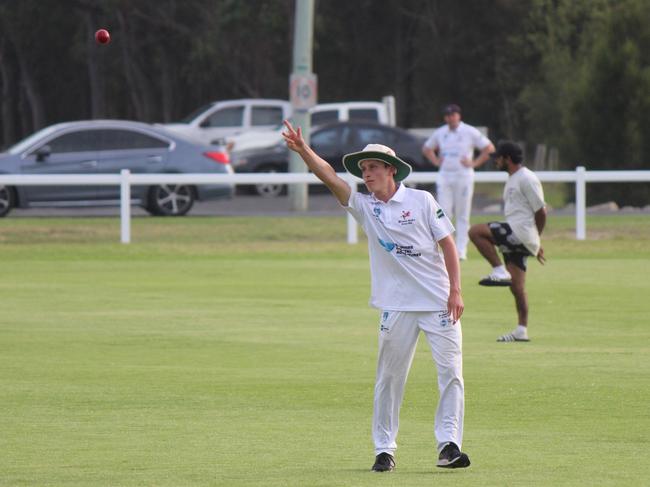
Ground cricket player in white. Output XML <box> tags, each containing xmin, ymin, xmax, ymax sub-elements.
<box><xmin>422</xmin><ymin>104</ymin><xmax>495</xmax><ymax>260</ymax></box>
<box><xmin>282</xmin><ymin>120</ymin><xmax>470</xmax><ymax>472</ymax></box>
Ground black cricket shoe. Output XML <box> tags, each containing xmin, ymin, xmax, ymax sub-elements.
<box><xmin>371</xmin><ymin>452</ymin><xmax>395</xmax><ymax>472</ymax></box>
<box><xmin>436</xmin><ymin>442</ymin><xmax>470</xmax><ymax>469</ymax></box>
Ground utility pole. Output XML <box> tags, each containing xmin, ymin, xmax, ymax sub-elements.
<box><xmin>288</xmin><ymin>0</ymin><xmax>316</xmax><ymax>211</ymax></box>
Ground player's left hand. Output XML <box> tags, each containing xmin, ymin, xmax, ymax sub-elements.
<box><xmin>448</xmin><ymin>289</ymin><xmax>464</xmax><ymax>323</ymax></box>
<box><xmin>537</xmin><ymin>246</ymin><xmax>546</xmax><ymax>265</ymax></box>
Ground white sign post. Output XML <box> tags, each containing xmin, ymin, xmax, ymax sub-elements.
<box><xmin>288</xmin><ymin>0</ymin><xmax>316</xmax><ymax>212</ymax></box>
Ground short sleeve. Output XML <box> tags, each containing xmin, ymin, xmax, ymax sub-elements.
<box><xmin>343</xmin><ymin>191</ymin><xmax>366</xmax><ymax>225</ymax></box>
<box><xmin>425</xmin><ymin>192</ymin><xmax>455</xmax><ymax>241</ymax></box>
<box><xmin>469</xmin><ymin>126</ymin><xmax>492</xmax><ymax>150</ymax></box>
<box><xmin>522</xmin><ymin>175</ymin><xmax>545</xmax><ymax>212</ymax></box>
<box><xmin>423</xmin><ymin>130</ymin><xmax>439</xmax><ymax>150</ymax></box>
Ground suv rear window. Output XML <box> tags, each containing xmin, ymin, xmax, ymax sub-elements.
<box><xmin>311</xmin><ymin>110</ymin><xmax>338</xmax><ymax>126</ymax></box>
<box><xmin>252</xmin><ymin>106</ymin><xmax>284</xmax><ymax>126</ymax></box>
<box><xmin>202</xmin><ymin>107</ymin><xmax>244</xmax><ymax>128</ymax></box>
<box><xmin>349</xmin><ymin>109</ymin><xmax>379</xmax><ymax>122</ymax></box>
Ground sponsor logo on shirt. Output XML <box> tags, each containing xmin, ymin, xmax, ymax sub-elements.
<box><xmin>373</xmin><ymin>206</ymin><xmax>382</xmax><ymax>218</ymax></box>
<box><xmin>436</xmin><ymin>208</ymin><xmax>445</xmax><ymax>219</ymax></box>
<box><xmin>399</xmin><ymin>209</ymin><xmax>416</xmax><ymax>226</ymax></box>
<box><xmin>377</xmin><ymin>238</ymin><xmax>421</xmax><ymax>257</ymax></box>
<box><xmin>378</xmin><ymin>238</ymin><xmax>396</xmax><ymax>252</ymax></box>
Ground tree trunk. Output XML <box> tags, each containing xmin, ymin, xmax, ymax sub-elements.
<box><xmin>0</xmin><ymin>17</ymin><xmax>46</xmax><ymax>132</ymax></box>
<box><xmin>84</xmin><ymin>10</ymin><xmax>106</xmax><ymax>118</ymax></box>
<box><xmin>116</xmin><ymin>9</ymin><xmax>155</xmax><ymax>121</ymax></box>
<box><xmin>0</xmin><ymin>42</ymin><xmax>16</xmax><ymax>147</ymax></box>
<box><xmin>159</xmin><ymin>53</ymin><xmax>173</xmax><ymax>122</ymax></box>
<box><xmin>17</xmin><ymin>54</ymin><xmax>46</xmax><ymax>131</ymax></box>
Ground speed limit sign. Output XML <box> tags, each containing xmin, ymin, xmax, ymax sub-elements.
<box><xmin>290</xmin><ymin>73</ymin><xmax>318</xmax><ymax>111</ymax></box>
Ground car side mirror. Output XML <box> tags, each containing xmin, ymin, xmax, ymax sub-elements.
<box><xmin>35</xmin><ymin>145</ymin><xmax>51</xmax><ymax>162</ymax></box>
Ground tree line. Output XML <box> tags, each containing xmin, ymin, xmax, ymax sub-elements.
<box><xmin>1</xmin><ymin>0</ymin><xmax>648</xmax><ymax>204</ymax></box>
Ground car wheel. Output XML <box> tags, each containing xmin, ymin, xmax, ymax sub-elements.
<box><xmin>254</xmin><ymin>166</ymin><xmax>286</xmax><ymax>198</ymax></box>
<box><xmin>146</xmin><ymin>184</ymin><xmax>195</xmax><ymax>216</ymax></box>
<box><xmin>0</xmin><ymin>185</ymin><xmax>15</xmax><ymax>217</ymax></box>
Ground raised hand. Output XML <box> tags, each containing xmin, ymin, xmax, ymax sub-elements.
<box><xmin>282</xmin><ymin>120</ymin><xmax>306</xmax><ymax>153</ymax></box>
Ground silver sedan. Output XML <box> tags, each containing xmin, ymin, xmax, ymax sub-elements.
<box><xmin>0</xmin><ymin>120</ymin><xmax>234</xmax><ymax>217</ymax></box>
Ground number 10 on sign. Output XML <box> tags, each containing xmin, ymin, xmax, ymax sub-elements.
<box><xmin>290</xmin><ymin>73</ymin><xmax>318</xmax><ymax>111</ymax></box>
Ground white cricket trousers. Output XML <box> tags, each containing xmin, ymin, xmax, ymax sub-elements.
<box><xmin>373</xmin><ymin>310</ymin><xmax>464</xmax><ymax>456</ymax></box>
<box><xmin>436</xmin><ymin>172</ymin><xmax>474</xmax><ymax>259</ymax></box>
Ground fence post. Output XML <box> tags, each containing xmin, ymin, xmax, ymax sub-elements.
<box><xmin>346</xmin><ymin>177</ymin><xmax>358</xmax><ymax>244</ymax></box>
<box><xmin>120</xmin><ymin>169</ymin><xmax>131</xmax><ymax>244</ymax></box>
<box><xmin>575</xmin><ymin>166</ymin><xmax>586</xmax><ymax>240</ymax></box>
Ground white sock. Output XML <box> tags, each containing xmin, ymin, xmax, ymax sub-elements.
<box><xmin>515</xmin><ymin>325</ymin><xmax>528</xmax><ymax>338</ymax></box>
<box><xmin>492</xmin><ymin>265</ymin><xmax>509</xmax><ymax>277</ymax></box>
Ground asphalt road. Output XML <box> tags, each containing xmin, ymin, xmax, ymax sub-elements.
<box><xmin>8</xmin><ymin>191</ymin><xmax>507</xmax><ymax>218</ymax></box>
<box><xmin>9</xmin><ymin>193</ymin><xmax>349</xmax><ymax>218</ymax></box>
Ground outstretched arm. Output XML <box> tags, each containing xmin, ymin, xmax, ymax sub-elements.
<box><xmin>438</xmin><ymin>235</ymin><xmax>464</xmax><ymax>323</ymax></box>
<box><xmin>282</xmin><ymin>120</ymin><xmax>351</xmax><ymax>206</ymax></box>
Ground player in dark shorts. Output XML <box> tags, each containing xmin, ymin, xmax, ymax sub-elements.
<box><xmin>468</xmin><ymin>141</ymin><xmax>546</xmax><ymax>342</ymax></box>
<box><xmin>482</xmin><ymin>221</ymin><xmax>532</xmax><ymax>280</ymax></box>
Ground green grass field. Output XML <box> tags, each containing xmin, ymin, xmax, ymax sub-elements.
<box><xmin>1</xmin><ymin>214</ymin><xmax>649</xmax><ymax>486</ymax></box>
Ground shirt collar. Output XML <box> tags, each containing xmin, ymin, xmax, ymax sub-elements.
<box><xmin>372</xmin><ymin>183</ymin><xmax>406</xmax><ymax>204</ymax></box>
<box><xmin>448</xmin><ymin>121</ymin><xmax>464</xmax><ymax>133</ymax></box>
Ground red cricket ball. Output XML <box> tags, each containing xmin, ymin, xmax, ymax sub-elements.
<box><xmin>95</xmin><ymin>29</ymin><xmax>111</xmax><ymax>45</ymax></box>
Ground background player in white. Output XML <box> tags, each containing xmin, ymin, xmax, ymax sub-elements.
<box><xmin>282</xmin><ymin>120</ymin><xmax>471</xmax><ymax>472</ymax></box>
<box><xmin>422</xmin><ymin>104</ymin><xmax>495</xmax><ymax>260</ymax></box>
<box><xmin>468</xmin><ymin>141</ymin><xmax>546</xmax><ymax>342</ymax></box>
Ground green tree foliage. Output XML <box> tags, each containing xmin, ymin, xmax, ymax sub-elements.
<box><xmin>0</xmin><ymin>0</ymin><xmax>648</xmax><ymax>208</ymax></box>
<box><xmin>517</xmin><ymin>0</ymin><xmax>606</xmax><ymax>156</ymax></box>
<box><xmin>570</xmin><ymin>0</ymin><xmax>650</xmax><ymax>205</ymax></box>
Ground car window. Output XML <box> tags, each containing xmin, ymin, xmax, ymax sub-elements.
<box><xmin>251</xmin><ymin>106</ymin><xmax>284</xmax><ymax>126</ymax></box>
<box><xmin>95</xmin><ymin>129</ymin><xmax>169</xmax><ymax>151</ymax></box>
<box><xmin>311</xmin><ymin>110</ymin><xmax>338</xmax><ymax>126</ymax></box>
<box><xmin>202</xmin><ymin>107</ymin><xmax>244</xmax><ymax>128</ymax></box>
<box><xmin>354</xmin><ymin>126</ymin><xmax>397</xmax><ymax>147</ymax></box>
<box><xmin>311</xmin><ymin>127</ymin><xmax>340</xmax><ymax>147</ymax></box>
<box><xmin>178</xmin><ymin>102</ymin><xmax>215</xmax><ymax>123</ymax></box>
<box><xmin>46</xmin><ymin>130</ymin><xmax>101</xmax><ymax>153</ymax></box>
<box><xmin>349</xmin><ymin>108</ymin><xmax>379</xmax><ymax>122</ymax></box>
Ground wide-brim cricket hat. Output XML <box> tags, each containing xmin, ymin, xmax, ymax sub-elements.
<box><xmin>342</xmin><ymin>144</ymin><xmax>412</xmax><ymax>182</ymax></box>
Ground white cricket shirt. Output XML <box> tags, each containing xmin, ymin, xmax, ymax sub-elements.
<box><xmin>504</xmin><ymin>167</ymin><xmax>546</xmax><ymax>256</ymax></box>
<box><xmin>423</xmin><ymin>122</ymin><xmax>492</xmax><ymax>174</ymax></box>
<box><xmin>345</xmin><ymin>184</ymin><xmax>455</xmax><ymax>311</ymax></box>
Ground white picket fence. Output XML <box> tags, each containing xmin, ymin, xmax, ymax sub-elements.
<box><xmin>1</xmin><ymin>167</ymin><xmax>649</xmax><ymax>244</ymax></box>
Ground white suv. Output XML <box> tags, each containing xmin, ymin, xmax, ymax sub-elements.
<box><xmin>164</xmin><ymin>99</ymin><xmax>291</xmax><ymax>146</ymax></box>
<box><xmin>163</xmin><ymin>97</ymin><xmax>394</xmax><ymax>148</ymax></box>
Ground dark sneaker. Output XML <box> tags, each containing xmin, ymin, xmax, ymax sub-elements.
<box><xmin>436</xmin><ymin>442</ymin><xmax>470</xmax><ymax>469</ymax></box>
<box><xmin>371</xmin><ymin>452</ymin><xmax>395</xmax><ymax>472</ymax></box>
<box><xmin>478</xmin><ymin>273</ymin><xmax>512</xmax><ymax>287</ymax></box>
